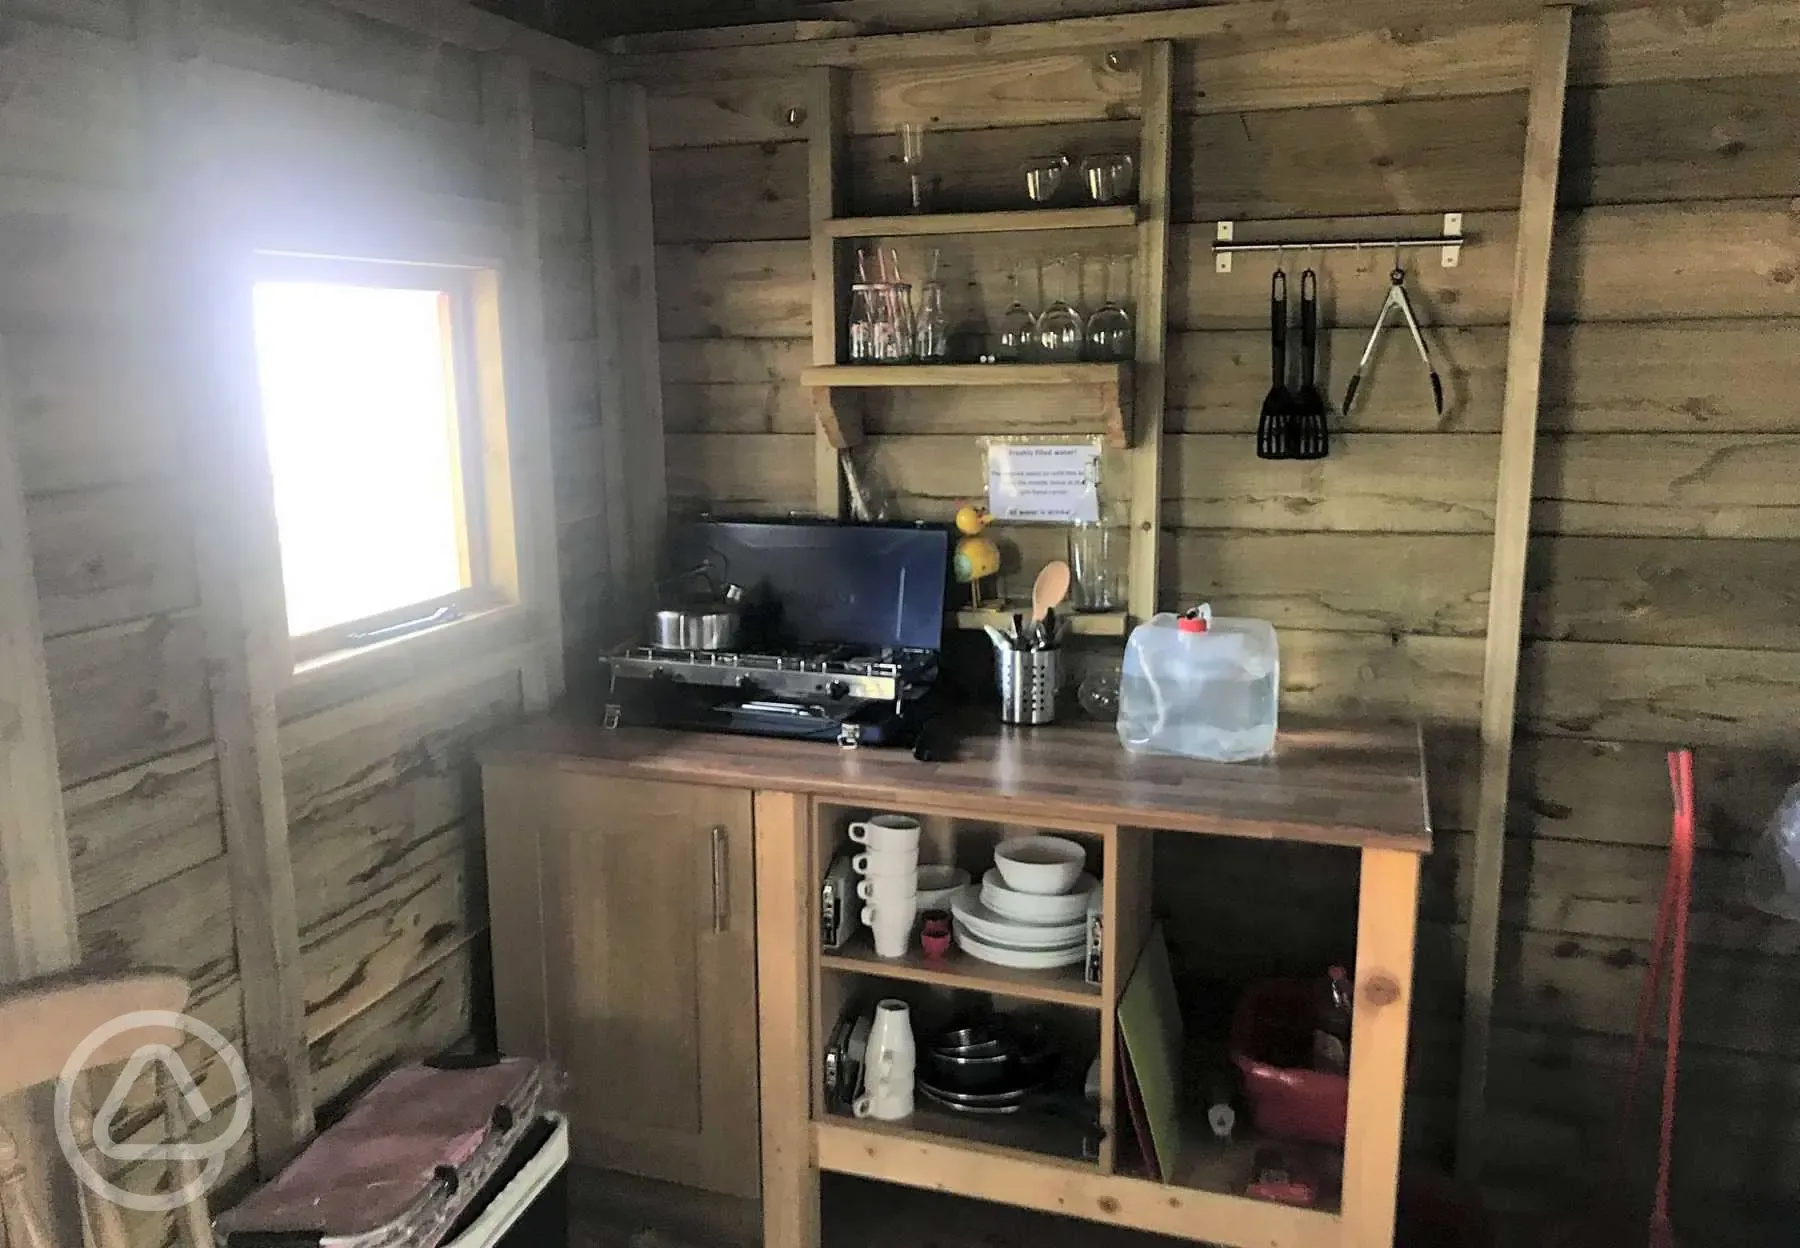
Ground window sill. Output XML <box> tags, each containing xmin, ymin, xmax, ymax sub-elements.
<box><xmin>278</xmin><ymin>602</ymin><xmax>543</xmax><ymax>723</ymax></box>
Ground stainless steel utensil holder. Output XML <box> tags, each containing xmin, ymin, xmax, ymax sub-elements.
<box><xmin>996</xmin><ymin>647</ymin><xmax>1060</xmax><ymax>725</ymax></box>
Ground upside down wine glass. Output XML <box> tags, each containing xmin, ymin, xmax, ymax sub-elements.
<box><xmin>1085</xmin><ymin>255</ymin><xmax>1135</xmax><ymax>362</ymax></box>
<box><xmin>996</xmin><ymin>266</ymin><xmax>1038</xmax><ymax>362</ymax></box>
<box><xmin>1035</xmin><ymin>256</ymin><xmax>1084</xmax><ymax>363</ymax></box>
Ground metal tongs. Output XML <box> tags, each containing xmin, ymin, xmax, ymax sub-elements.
<box><xmin>1342</xmin><ymin>265</ymin><xmax>1444</xmax><ymax>417</ymax></box>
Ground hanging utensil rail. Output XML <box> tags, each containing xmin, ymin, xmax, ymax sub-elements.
<box><xmin>1212</xmin><ymin>213</ymin><xmax>1466</xmax><ymax>272</ymax></box>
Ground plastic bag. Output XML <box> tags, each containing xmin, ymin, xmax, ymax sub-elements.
<box><xmin>1747</xmin><ymin>780</ymin><xmax>1800</xmax><ymax>921</ymax></box>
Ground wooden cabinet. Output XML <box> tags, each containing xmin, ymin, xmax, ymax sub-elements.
<box><xmin>482</xmin><ymin>767</ymin><xmax>761</xmax><ymax>1198</ymax></box>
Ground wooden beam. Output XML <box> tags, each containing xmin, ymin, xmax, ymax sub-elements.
<box><xmin>0</xmin><ymin>339</ymin><xmax>78</xmax><ymax>984</ymax></box>
<box><xmin>480</xmin><ymin>52</ymin><xmax>566</xmax><ymax>709</ymax></box>
<box><xmin>321</xmin><ymin>0</ymin><xmax>602</xmax><ymax>84</ymax></box>
<box><xmin>1341</xmin><ymin>847</ymin><xmax>1422</xmax><ymax>1247</ymax></box>
<box><xmin>134</xmin><ymin>0</ymin><xmax>315</xmax><ymax>1178</ymax></box>
<box><xmin>807</xmin><ymin>68</ymin><xmax>850</xmax><ymax>518</ymax></box>
<box><xmin>585</xmin><ymin>85</ymin><xmax>634</xmax><ymax>645</ymax></box>
<box><xmin>754</xmin><ymin>791</ymin><xmax>818</xmax><ymax>1248</ymax></box>
<box><xmin>1457</xmin><ymin>3</ymin><xmax>1574</xmax><ymax>1182</ymax></box>
<box><xmin>1125</xmin><ymin>41</ymin><xmax>1172</xmax><ymax>623</ymax></box>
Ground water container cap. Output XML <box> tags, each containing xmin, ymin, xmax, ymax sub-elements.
<box><xmin>1177</xmin><ymin>604</ymin><xmax>1212</xmax><ymax>634</ymax></box>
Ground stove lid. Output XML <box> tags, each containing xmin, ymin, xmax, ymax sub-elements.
<box><xmin>667</xmin><ymin>519</ymin><xmax>951</xmax><ymax>654</ymax></box>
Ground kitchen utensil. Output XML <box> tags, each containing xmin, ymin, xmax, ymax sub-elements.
<box><xmin>1023</xmin><ymin>154</ymin><xmax>1070</xmax><ymax>204</ymax></box>
<box><xmin>862</xmin><ymin>898</ymin><xmax>919</xmax><ymax>959</ymax></box>
<box><xmin>854</xmin><ymin>849</ymin><xmax>920</xmax><ymax>878</ymax></box>
<box><xmin>651</xmin><ymin>581</ymin><xmax>745</xmax><ymax>650</ymax></box>
<box><xmin>953</xmin><ymin>923</ymin><xmax>1087</xmax><ymax>970</ymax></box>
<box><xmin>916</xmin><ymin>865</ymin><xmax>971</xmax><ymax>911</ymax></box>
<box><xmin>984</xmin><ymin>624</ymin><xmax>1013</xmax><ymax>651</ymax></box>
<box><xmin>981</xmin><ymin>869</ymin><xmax>1101</xmax><ymax>923</ymax></box>
<box><xmin>848</xmin><ymin>813</ymin><xmax>922</xmax><ymax>850</ymax></box>
<box><xmin>1292</xmin><ymin>269</ymin><xmax>1330</xmax><ymax>460</ymax></box>
<box><xmin>923</xmin><ymin>1047</ymin><xmax>1015</xmax><ymax>1090</ymax></box>
<box><xmin>1034</xmin><ymin>257</ymin><xmax>1084</xmax><ymax>362</ymax></box>
<box><xmin>1032</xmin><ymin>559</ymin><xmax>1071</xmax><ymax>624</ymax></box>
<box><xmin>900</xmin><ymin>122</ymin><xmax>929</xmax><ymax>213</ymax></box>
<box><xmin>1342</xmin><ymin>264</ymin><xmax>1444</xmax><ymax>417</ymax></box>
<box><xmin>951</xmin><ymin>888</ymin><xmax>1090</xmax><ymax>948</ymax></box>
<box><xmin>994</xmin><ymin>835</ymin><xmax>1087</xmax><ymax>894</ymax></box>
<box><xmin>1079</xmin><ymin>152</ymin><xmax>1136</xmax><ymax>205</ymax></box>
<box><xmin>868</xmin><ymin>998</ymin><xmax>916</xmax><ymax>1075</ymax></box>
<box><xmin>1066</xmin><ymin>519</ymin><xmax>1121</xmax><ymax>612</ymax></box>
<box><xmin>1257</xmin><ymin>267</ymin><xmax>1296</xmax><ymax>460</ymax></box>
<box><xmin>1084</xmin><ymin>255</ymin><xmax>1134</xmax><ymax>362</ymax></box>
<box><xmin>995</xmin><ymin>644</ymin><xmax>1060</xmax><ymax>725</ymax></box>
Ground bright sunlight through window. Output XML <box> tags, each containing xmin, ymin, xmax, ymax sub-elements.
<box><xmin>251</xmin><ymin>279</ymin><xmax>473</xmax><ymax>642</ymax></box>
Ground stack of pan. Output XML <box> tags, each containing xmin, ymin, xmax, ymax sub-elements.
<box><xmin>917</xmin><ymin>1018</ymin><xmax>1058</xmax><ymax>1115</ymax></box>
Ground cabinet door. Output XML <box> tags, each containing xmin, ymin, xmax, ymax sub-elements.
<box><xmin>484</xmin><ymin>768</ymin><xmax>760</xmax><ymax>1198</ymax></box>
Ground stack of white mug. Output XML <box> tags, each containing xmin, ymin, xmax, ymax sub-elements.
<box><xmin>852</xmin><ymin>813</ymin><xmax>921</xmax><ymax>958</ymax></box>
<box><xmin>852</xmin><ymin>998</ymin><xmax>916</xmax><ymax>1121</ymax></box>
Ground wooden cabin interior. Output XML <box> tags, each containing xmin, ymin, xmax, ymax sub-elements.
<box><xmin>1</xmin><ymin>1</ymin><xmax>1797</xmax><ymax>1245</ymax></box>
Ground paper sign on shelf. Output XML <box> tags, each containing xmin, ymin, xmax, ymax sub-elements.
<box><xmin>985</xmin><ymin>441</ymin><xmax>1101</xmax><ymax>524</ymax></box>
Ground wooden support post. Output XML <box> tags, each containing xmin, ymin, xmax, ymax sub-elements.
<box><xmin>0</xmin><ymin>340</ymin><xmax>78</xmax><ymax>984</ymax></box>
<box><xmin>754</xmin><ymin>791</ymin><xmax>819</xmax><ymax>1248</ymax></box>
<box><xmin>1457</xmin><ymin>4</ymin><xmax>1574</xmax><ymax>1180</ymax></box>
<box><xmin>1341</xmin><ymin>847</ymin><xmax>1422</xmax><ymax>1248</ymax></box>
<box><xmin>1126</xmin><ymin>42</ymin><xmax>1173</xmax><ymax>624</ymax></box>
<box><xmin>480</xmin><ymin>52</ymin><xmax>567</xmax><ymax>710</ymax></box>
<box><xmin>134</xmin><ymin>0</ymin><xmax>316</xmax><ymax>1178</ymax></box>
<box><xmin>807</xmin><ymin>68</ymin><xmax>850</xmax><ymax>518</ymax></box>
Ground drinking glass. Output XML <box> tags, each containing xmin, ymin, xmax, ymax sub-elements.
<box><xmin>900</xmin><ymin>122</ymin><xmax>929</xmax><ymax>213</ymax></box>
<box><xmin>1068</xmin><ymin>519</ymin><xmax>1125</xmax><ymax>611</ymax></box>
<box><xmin>995</xmin><ymin>266</ymin><xmax>1038</xmax><ymax>363</ymax></box>
<box><xmin>848</xmin><ymin>283</ymin><xmax>879</xmax><ymax>362</ymax></box>
<box><xmin>1085</xmin><ymin>256</ymin><xmax>1135</xmax><ymax>362</ymax></box>
<box><xmin>1035</xmin><ymin>257</ymin><xmax>1084</xmax><ymax>363</ymax></box>
<box><xmin>915</xmin><ymin>280</ymin><xmax>949</xmax><ymax>362</ymax></box>
<box><xmin>879</xmin><ymin>282</ymin><xmax>915</xmax><ymax>362</ymax></box>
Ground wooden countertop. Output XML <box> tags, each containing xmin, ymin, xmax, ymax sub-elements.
<box><xmin>481</xmin><ymin>716</ymin><xmax>1433</xmax><ymax>854</ymax></box>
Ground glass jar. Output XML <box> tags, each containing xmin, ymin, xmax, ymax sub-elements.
<box><xmin>915</xmin><ymin>281</ymin><xmax>949</xmax><ymax>362</ymax></box>
<box><xmin>848</xmin><ymin>284</ymin><xmax>879</xmax><ymax>363</ymax></box>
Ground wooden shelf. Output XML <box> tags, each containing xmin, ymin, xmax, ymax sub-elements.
<box><xmin>805</xmin><ymin>362</ymin><xmax>1133</xmax><ymax>446</ymax></box>
<box><xmin>821</xmin><ymin>932</ymin><xmax>1102</xmax><ymax>1009</ymax></box>
<box><xmin>821</xmin><ymin>1097</ymin><xmax>1099</xmax><ymax>1165</ymax></box>
<box><xmin>817</xmin><ymin>1119</ymin><xmax>1341</xmax><ymax>1248</ymax></box>
<box><xmin>802</xmin><ymin>362</ymin><xmax>1127</xmax><ymax>388</ymax></box>
<box><xmin>823</xmin><ymin>206</ymin><xmax>1138</xmax><ymax>238</ymax></box>
<box><xmin>954</xmin><ymin>606</ymin><xmax>1129</xmax><ymax>638</ymax></box>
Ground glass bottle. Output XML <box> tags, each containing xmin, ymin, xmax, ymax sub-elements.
<box><xmin>847</xmin><ymin>284</ymin><xmax>878</xmax><ymax>363</ymax></box>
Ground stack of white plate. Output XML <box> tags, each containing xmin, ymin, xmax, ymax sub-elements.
<box><xmin>951</xmin><ymin>836</ymin><xmax>1098</xmax><ymax>971</ymax></box>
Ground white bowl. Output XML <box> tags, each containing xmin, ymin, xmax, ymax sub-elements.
<box><xmin>953</xmin><ymin>923</ymin><xmax>1087</xmax><ymax>970</ymax></box>
<box><xmin>915</xmin><ymin>865</ymin><xmax>971</xmax><ymax>913</ymax></box>
<box><xmin>981</xmin><ymin>870</ymin><xmax>1100</xmax><ymax>924</ymax></box>
<box><xmin>951</xmin><ymin>888</ymin><xmax>1088</xmax><ymax>948</ymax></box>
<box><xmin>993</xmin><ymin>836</ymin><xmax>1088</xmax><ymax>895</ymax></box>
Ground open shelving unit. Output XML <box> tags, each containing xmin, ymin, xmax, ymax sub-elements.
<box><xmin>802</xmin><ymin>60</ymin><xmax>1171</xmax><ymax>625</ymax></box>
<box><xmin>952</xmin><ymin>605</ymin><xmax>1129</xmax><ymax>637</ymax></box>
<box><xmin>805</xmin><ymin>796</ymin><xmax>1356</xmax><ymax>1248</ymax></box>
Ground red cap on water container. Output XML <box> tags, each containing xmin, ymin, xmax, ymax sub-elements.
<box><xmin>1178</xmin><ymin>604</ymin><xmax>1212</xmax><ymax>634</ymax></box>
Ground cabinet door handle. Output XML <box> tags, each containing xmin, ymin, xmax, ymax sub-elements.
<box><xmin>711</xmin><ymin>825</ymin><xmax>730</xmax><ymax>933</ymax></box>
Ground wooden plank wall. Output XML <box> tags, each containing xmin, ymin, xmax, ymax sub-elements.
<box><xmin>642</xmin><ymin>9</ymin><xmax>1800</xmax><ymax>1241</ymax></box>
<box><xmin>5</xmin><ymin>0</ymin><xmax>603</xmax><ymax>1236</ymax></box>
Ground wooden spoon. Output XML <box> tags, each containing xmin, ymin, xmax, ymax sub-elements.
<box><xmin>1032</xmin><ymin>560</ymin><xmax>1071</xmax><ymax>625</ymax></box>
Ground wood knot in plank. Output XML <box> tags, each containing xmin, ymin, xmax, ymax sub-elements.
<box><xmin>1097</xmin><ymin>1196</ymin><xmax>1121</xmax><ymax>1215</ymax></box>
<box><xmin>1362</xmin><ymin>974</ymin><xmax>1401</xmax><ymax>1008</ymax></box>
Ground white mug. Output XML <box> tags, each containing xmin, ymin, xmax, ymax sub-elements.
<box><xmin>854</xmin><ymin>848</ymin><xmax>918</xmax><ymax>877</ymax></box>
<box><xmin>848</xmin><ymin>814</ymin><xmax>922</xmax><ymax>852</ymax></box>
<box><xmin>867</xmin><ymin>999</ymin><xmax>916</xmax><ymax>1072</ymax></box>
<box><xmin>861</xmin><ymin>900</ymin><xmax>917</xmax><ymax>958</ymax></box>
<box><xmin>857</xmin><ymin>876</ymin><xmax>917</xmax><ymax>904</ymax></box>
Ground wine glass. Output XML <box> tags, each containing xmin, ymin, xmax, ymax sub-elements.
<box><xmin>1085</xmin><ymin>255</ymin><xmax>1135</xmax><ymax>362</ymax></box>
<box><xmin>900</xmin><ymin>122</ymin><xmax>929</xmax><ymax>213</ymax></box>
<box><xmin>996</xmin><ymin>266</ymin><xmax>1038</xmax><ymax>363</ymax></box>
<box><xmin>1035</xmin><ymin>256</ymin><xmax>1084</xmax><ymax>363</ymax></box>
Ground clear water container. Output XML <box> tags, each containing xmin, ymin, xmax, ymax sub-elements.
<box><xmin>1118</xmin><ymin>605</ymin><xmax>1279</xmax><ymax>762</ymax></box>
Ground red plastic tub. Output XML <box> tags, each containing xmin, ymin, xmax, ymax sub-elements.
<box><xmin>1229</xmin><ymin>978</ymin><xmax>1349</xmax><ymax>1145</ymax></box>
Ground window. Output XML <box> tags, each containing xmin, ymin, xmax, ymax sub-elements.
<box><xmin>250</xmin><ymin>256</ymin><xmax>500</xmax><ymax>660</ymax></box>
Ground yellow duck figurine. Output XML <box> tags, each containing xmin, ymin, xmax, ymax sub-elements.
<box><xmin>953</xmin><ymin>504</ymin><xmax>1002</xmax><ymax>609</ymax></box>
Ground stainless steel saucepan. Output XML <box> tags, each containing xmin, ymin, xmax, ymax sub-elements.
<box><xmin>652</xmin><ymin>581</ymin><xmax>745</xmax><ymax>650</ymax></box>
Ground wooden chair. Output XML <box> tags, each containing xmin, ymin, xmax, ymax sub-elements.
<box><xmin>0</xmin><ymin>971</ymin><xmax>212</xmax><ymax>1248</ymax></box>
